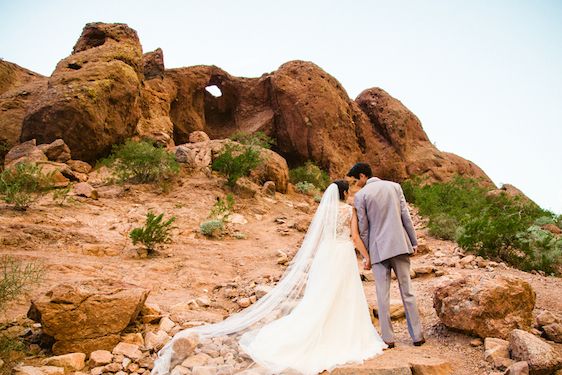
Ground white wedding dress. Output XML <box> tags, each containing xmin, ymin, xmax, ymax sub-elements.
<box><xmin>153</xmin><ymin>184</ymin><xmax>386</xmax><ymax>375</ymax></box>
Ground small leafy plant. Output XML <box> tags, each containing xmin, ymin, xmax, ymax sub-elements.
<box><xmin>0</xmin><ymin>163</ymin><xmax>55</xmax><ymax>210</ymax></box>
<box><xmin>52</xmin><ymin>185</ymin><xmax>74</xmax><ymax>206</ymax></box>
<box><xmin>200</xmin><ymin>194</ymin><xmax>237</xmax><ymax>238</ymax></box>
<box><xmin>102</xmin><ymin>140</ymin><xmax>180</xmax><ymax>184</ymax></box>
<box><xmin>0</xmin><ymin>256</ymin><xmax>43</xmax><ymax>313</ymax></box>
<box><xmin>199</xmin><ymin>219</ymin><xmax>225</xmax><ymax>237</ymax></box>
<box><xmin>209</xmin><ymin>194</ymin><xmax>235</xmax><ymax>220</ymax></box>
<box><xmin>289</xmin><ymin>161</ymin><xmax>331</xmax><ymax>191</ymax></box>
<box><xmin>130</xmin><ymin>211</ymin><xmax>176</xmax><ymax>254</ymax></box>
<box><xmin>212</xmin><ymin>143</ymin><xmax>261</xmax><ymax>187</ymax></box>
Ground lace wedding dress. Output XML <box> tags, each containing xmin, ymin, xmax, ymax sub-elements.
<box><xmin>153</xmin><ymin>184</ymin><xmax>386</xmax><ymax>375</ymax></box>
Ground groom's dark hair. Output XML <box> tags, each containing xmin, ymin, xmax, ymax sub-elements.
<box><xmin>346</xmin><ymin>163</ymin><xmax>372</xmax><ymax>179</ymax></box>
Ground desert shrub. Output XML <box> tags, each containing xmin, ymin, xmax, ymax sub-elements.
<box><xmin>102</xmin><ymin>140</ymin><xmax>179</xmax><ymax>183</ymax></box>
<box><xmin>209</xmin><ymin>194</ymin><xmax>235</xmax><ymax>220</ymax></box>
<box><xmin>427</xmin><ymin>214</ymin><xmax>459</xmax><ymax>241</ymax></box>
<box><xmin>229</xmin><ymin>131</ymin><xmax>275</xmax><ymax>149</ymax></box>
<box><xmin>0</xmin><ymin>256</ymin><xmax>43</xmax><ymax>313</ymax></box>
<box><xmin>200</xmin><ymin>219</ymin><xmax>224</xmax><ymax>237</ymax></box>
<box><xmin>294</xmin><ymin>181</ymin><xmax>316</xmax><ymax>195</ymax></box>
<box><xmin>212</xmin><ymin>144</ymin><xmax>261</xmax><ymax>187</ymax></box>
<box><xmin>130</xmin><ymin>211</ymin><xmax>176</xmax><ymax>254</ymax></box>
<box><xmin>0</xmin><ymin>163</ymin><xmax>55</xmax><ymax>210</ymax></box>
<box><xmin>289</xmin><ymin>162</ymin><xmax>330</xmax><ymax>191</ymax></box>
<box><xmin>403</xmin><ymin>176</ymin><xmax>561</xmax><ymax>274</ymax></box>
<box><xmin>0</xmin><ymin>334</ymin><xmax>27</xmax><ymax>358</ymax></box>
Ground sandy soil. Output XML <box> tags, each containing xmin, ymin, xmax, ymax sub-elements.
<box><xmin>1</xmin><ymin>171</ymin><xmax>561</xmax><ymax>374</ymax></box>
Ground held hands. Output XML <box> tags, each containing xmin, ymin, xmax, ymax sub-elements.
<box><xmin>362</xmin><ymin>258</ymin><xmax>371</xmax><ymax>271</ymax></box>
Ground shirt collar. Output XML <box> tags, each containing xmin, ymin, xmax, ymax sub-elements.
<box><xmin>366</xmin><ymin>177</ymin><xmax>380</xmax><ymax>185</ymax></box>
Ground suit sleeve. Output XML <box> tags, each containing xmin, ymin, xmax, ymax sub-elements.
<box><xmin>399</xmin><ymin>186</ymin><xmax>418</xmax><ymax>247</ymax></box>
<box><xmin>354</xmin><ymin>193</ymin><xmax>370</xmax><ymax>249</ymax></box>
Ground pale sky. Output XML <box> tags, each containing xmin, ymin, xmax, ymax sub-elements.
<box><xmin>1</xmin><ymin>0</ymin><xmax>561</xmax><ymax>213</ymax></box>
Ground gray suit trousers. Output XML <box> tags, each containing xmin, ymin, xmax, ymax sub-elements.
<box><xmin>372</xmin><ymin>254</ymin><xmax>423</xmax><ymax>343</ymax></box>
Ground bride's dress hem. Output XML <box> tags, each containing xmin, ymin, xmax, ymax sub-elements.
<box><xmin>239</xmin><ymin>343</ymin><xmax>385</xmax><ymax>375</ymax></box>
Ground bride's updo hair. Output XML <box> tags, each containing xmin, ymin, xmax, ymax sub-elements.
<box><xmin>333</xmin><ymin>180</ymin><xmax>349</xmax><ymax>201</ymax></box>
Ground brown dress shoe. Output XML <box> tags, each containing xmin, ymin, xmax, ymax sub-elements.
<box><xmin>384</xmin><ymin>342</ymin><xmax>395</xmax><ymax>349</ymax></box>
<box><xmin>413</xmin><ymin>338</ymin><xmax>426</xmax><ymax>346</ymax></box>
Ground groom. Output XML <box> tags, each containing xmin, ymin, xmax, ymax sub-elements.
<box><xmin>347</xmin><ymin>163</ymin><xmax>425</xmax><ymax>348</ymax></box>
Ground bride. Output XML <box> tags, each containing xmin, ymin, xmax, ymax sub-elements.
<box><xmin>153</xmin><ymin>180</ymin><xmax>387</xmax><ymax>375</ymax></box>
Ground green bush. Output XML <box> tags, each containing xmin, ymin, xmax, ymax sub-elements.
<box><xmin>0</xmin><ymin>163</ymin><xmax>54</xmax><ymax>210</ymax></box>
<box><xmin>212</xmin><ymin>144</ymin><xmax>261</xmax><ymax>187</ymax></box>
<box><xmin>130</xmin><ymin>211</ymin><xmax>176</xmax><ymax>254</ymax></box>
<box><xmin>289</xmin><ymin>162</ymin><xmax>330</xmax><ymax>191</ymax></box>
<box><xmin>294</xmin><ymin>181</ymin><xmax>316</xmax><ymax>195</ymax></box>
<box><xmin>0</xmin><ymin>256</ymin><xmax>43</xmax><ymax>313</ymax></box>
<box><xmin>229</xmin><ymin>131</ymin><xmax>275</xmax><ymax>149</ymax></box>
<box><xmin>102</xmin><ymin>140</ymin><xmax>180</xmax><ymax>183</ymax></box>
<box><xmin>200</xmin><ymin>219</ymin><xmax>224</xmax><ymax>237</ymax></box>
<box><xmin>427</xmin><ymin>214</ymin><xmax>459</xmax><ymax>241</ymax></box>
<box><xmin>403</xmin><ymin>176</ymin><xmax>561</xmax><ymax>274</ymax></box>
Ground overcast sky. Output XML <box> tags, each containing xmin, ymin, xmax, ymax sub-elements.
<box><xmin>1</xmin><ymin>0</ymin><xmax>561</xmax><ymax>213</ymax></box>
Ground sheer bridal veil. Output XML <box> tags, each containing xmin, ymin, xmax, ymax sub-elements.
<box><xmin>152</xmin><ymin>184</ymin><xmax>340</xmax><ymax>374</ymax></box>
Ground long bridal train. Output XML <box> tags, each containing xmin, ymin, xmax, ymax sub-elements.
<box><xmin>152</xmin><ymin>184</ymin><xmax>386</xmax><ymax>375</ymax></box>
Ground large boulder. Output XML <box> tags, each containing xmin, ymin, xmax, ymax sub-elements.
<box><xmin>20</xmin><ymin>23</ymin><xmax>144</xmax><ymax>162</ymax></box>
<box><xmin>0</xmin><ymin>60</ymin><xmax>47</xmax><ymax>157</ymax></box>
<box><xmin>27</xmin><ymin>279</ymin><xmax>149</xmax><ymax>354</ymax></box>
<box><xmin>509</xmin><ymin>329</ymin><xmax>562</xmax><ymax>374</ymax></box>
<box><xmin>268</xmin><ymin>61</ymin><xmax>395</xmax><ymax>179</ymax></box>
<box><xmin>433</xmin><ymin>275</ymin><xmax>535</xmax><ymax>339</ymax></box>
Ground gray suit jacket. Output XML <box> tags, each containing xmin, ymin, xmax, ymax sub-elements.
<box><xmin>354</xmin><ymin>177</ymin><xmax>418</xmax><ymax>264</ymax></box>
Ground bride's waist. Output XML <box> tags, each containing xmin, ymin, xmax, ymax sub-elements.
<box><xmin>333</xmin><ymin>236</ymin><xmax>353</xmax><ymax>244</ymax></box>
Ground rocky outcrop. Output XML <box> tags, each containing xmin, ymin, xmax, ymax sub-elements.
<box><xmin>356</xmin><ymin>88</ymin><xmax>492</xmax><ymax>184</ymax></box>
<box><xmin>433</xmin><ymin>275</ymin><xmax>536</xmax><ymax>339</ymax></box>
<box><xmin>175</xmin><ymin>138</ymin><xmax>289</xmax><ymax>193</ymax></box>
<box><xmin>20</xmin><ymin>23</ymin><xmax>144</xmax><ymax>162</ymax></box>
<box><xmin>6</xmin><ymin>22</ymin><xmax>495</xmax><ymax>187</ymax></box>
<box><xmin>0</xmin><ymin>60</ymin><xmax>47</xmax><ymax>156</ymax></box>
<box><xmin>143</xmin><ymin>48</ymin><xmax>165</xmax><ymax>80</ymax></box>
<box><xmin>27</xmin><ymin>279</ymin><xmax>149</xmax><ymax>354</ymax></box>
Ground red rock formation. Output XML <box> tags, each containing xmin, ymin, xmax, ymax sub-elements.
<box><xmin>5</xmin><ymin>22</ymin><xmax>494</xmax><ymax>186</ymax></box>
<box><xmin>20</xmin><ymin>22</ymin><xmax>144</xmax><ymax>162</ymax></box>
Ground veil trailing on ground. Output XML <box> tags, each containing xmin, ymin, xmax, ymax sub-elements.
<box><xmin>152</xmin><ymin>184</ymin><xmax>340</xmax><ymax>374</ymax></box>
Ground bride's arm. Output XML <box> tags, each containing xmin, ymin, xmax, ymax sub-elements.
<box><xmin>351</xmin><ymin>208</ymin><xmax>371</xmax><ymax>269</ymax></box>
